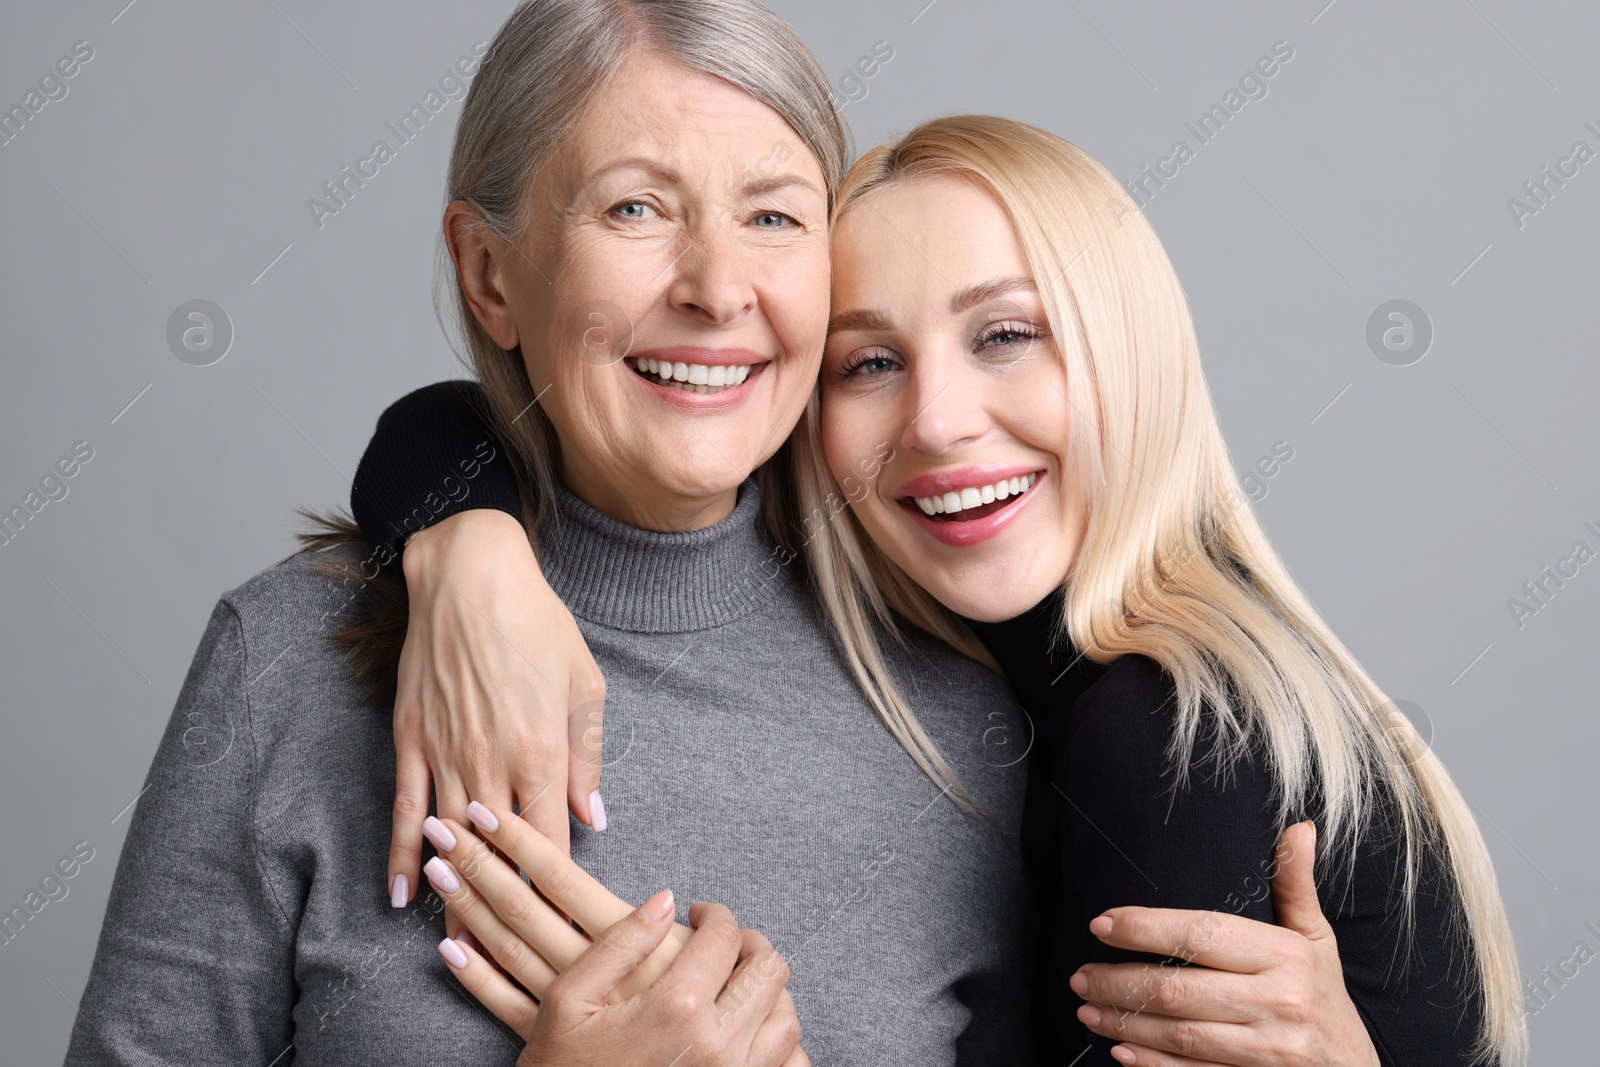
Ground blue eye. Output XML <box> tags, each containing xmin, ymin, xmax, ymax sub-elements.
<box><xmin>753</xmin><ymin>211</ymin><xmax>797</xmax><ymax>228</ymax></box>
<box><xmin>975</xmin><ymin>321</ymin><xmax>1042</xmax><ymax>353</ymax></box>
<box><xmin>837</xmin><ymin>350</ymin><xmax>900</xmax><ymax>379</ymax></box>
<box><xmin>611</xmin><ymin>201</ymin><xmax>653</xmax><ymax>220</ymax></box>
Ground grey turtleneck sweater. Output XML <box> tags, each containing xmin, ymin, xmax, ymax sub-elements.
<box><xmin>64</xmin><ymin>480</ymin><xmax>1034</xmax><ymax>1066</ymax></box>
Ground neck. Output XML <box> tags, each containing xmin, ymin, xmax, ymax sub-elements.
<box><xmin>558</xmin><ymin>455</ymin><xmax>741</xmax><ymax>533</ymax></box>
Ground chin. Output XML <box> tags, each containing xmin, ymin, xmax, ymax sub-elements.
<box><xmin>931</xmin><ymin>582</ymin><xmax>1049</xmax><ymax>624</ymax></box>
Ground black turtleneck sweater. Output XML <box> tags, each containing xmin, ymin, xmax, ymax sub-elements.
<box><xmin>351</xmin><ymin>381</ymin><xmax>1493</xmax><ymax>1067</ymax></box>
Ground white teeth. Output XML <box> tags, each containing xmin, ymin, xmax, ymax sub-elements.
<box><xmin>913</xmin><ymin>472</ymin><xmax>1037</xmax><ymax>518</ymax></box>
<box><xmin>631</xmin><ymin>358</ymin><xmax>755</xmax><ymax>392</ymax></box>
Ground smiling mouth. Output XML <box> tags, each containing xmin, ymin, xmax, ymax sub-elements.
<box><xmin>629</xmin><ymin>356</ymin><xmax>754</xmax><ymax>395</ymax></box>
<box><xmin>901</xmin><ymin>472</ymin><xmax>1040</xmax><ymax>522</ymax></box>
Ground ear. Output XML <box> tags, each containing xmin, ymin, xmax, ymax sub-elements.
<box><xmin>1270</xmin><ymin>821</ymin><xmax>1335</xmax><ymax>944</ymax></box>
<box><xmin>444</xmin><ymin>200</ymin><xmax>521</xmax><ymax>351</ymax></box>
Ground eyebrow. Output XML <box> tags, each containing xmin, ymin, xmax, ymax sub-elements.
<box><xmin>586</xmin><ymin>156</ymin><xmax>684</xmax><ymax>185</ymax></box>
<box><xmin>826</xmin><ymin>276</ymin><xmax>1041</xmax><ymax>335</ymax></box>
<box><xmin>950</xmin><ymin>275</ymin><xmax>1038</xmax><ymax>313</ymax></box>
<box><xmin>585</xmin><ymin>158</ymin><xmax>822</xmax><ymax>200</ymax></box>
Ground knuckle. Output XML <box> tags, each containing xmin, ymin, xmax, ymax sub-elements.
<box><xmin>497</xmin><ymin>889</ymin><xmax>538</xmax><ymax>929</ymax></box>
<box><xmin>660</xmin><ymin>987</ymin><xmax>706</xmax><ymax>1025</ymax></box>
<box><xmin>391</xmin><ymin>790</ymin><xmax>427</xmax><ymax>822</ymax></box>
<box><xmin>1153</xmin><ymin>973</ymin><xmax>1187</xmax><ymax>1013</ymax></box>
<box><xmin>495</xmin><ymin>931</ymin><xmax>531</xmax><ymax>972</ymax></box>
<box><xmin>1278</xmin><ymin>989</ymin><xmax>1312</xmax><ymax>1025</ymax></box>
<box><xmin>1172</xmin><ymin>1018</ymin><xmax>1204</xmax><ymax>1058</ymax></box>
<box><xmin>540</xmin><ymin>861</ymin><xmax>579</xmax><ymax>903</ymax></box>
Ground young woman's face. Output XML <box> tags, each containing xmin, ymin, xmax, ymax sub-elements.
<box><xmin>478</xmin><ymin>51</ymin><xmax>830</xmax><ymax>531</ymax></box>
<box><xmin>822</xmin><ymin>176</ymin><xmax>1088</xmax><ymax>622</ymax></box>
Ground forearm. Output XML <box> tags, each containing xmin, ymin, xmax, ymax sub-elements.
<box><xmin>351</xmin><ymin>380</ymin><xmax>522</xmax><ymax>562</ymax></box>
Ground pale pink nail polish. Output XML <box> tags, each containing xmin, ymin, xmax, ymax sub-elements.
<box><xmin>423</xmin><ymin>856</ymin><xmax>460</xmax><ymax>894</ymax></box>
<box><xmin>389</xmin><ymin>873</ymin><xmax>408</xmax><ymax>909</ymax></box>
<box><xmin>589</xmin><ymin>790</ymin><xmax>607</xmax><ymax>832</ymax></box>
<box><xmin>465</xmin><ymin>800</ymin><xmax>499</xmax><ymax>833</ymax></box>
<box><xmin>438</xmin><ymin>936</ymin><xmax>468</xmax><ymax>970</ymax></box>
<box><xmin>421</xmin><ymin>816</ymin><xmax>457</xmax><ymax>852</ymax></box>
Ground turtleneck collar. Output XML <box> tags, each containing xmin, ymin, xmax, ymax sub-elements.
<box><xmin>536</xmin><ymin>478</ymin><xmax>783</xmax><ymax>634</ymax></box>
<box><xmin>965</xmin><ymin>589</ymin><xmax>1109</xmax><ymax>716</ymax></box>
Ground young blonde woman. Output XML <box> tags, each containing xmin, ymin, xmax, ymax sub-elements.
<box><xmin>349</xmin><ymin>113</ymin><xmax>1525</xmax><ymax>1065</ymax></box>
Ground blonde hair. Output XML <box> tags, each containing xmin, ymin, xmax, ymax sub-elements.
<box><xmin>789</xmin><ymin>114</ymin><xmax>1525</xmax><ymax>1065</ymax></box>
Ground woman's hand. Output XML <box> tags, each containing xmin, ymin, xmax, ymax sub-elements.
<box><xmin>420</xmin><ymin>802</ymin><xmax>806</xmax><ymax>1067</ymax></box>
<box><xmin>1070</xmin><ymin>822</ymin><xmax>1380</xmax><ymax>1067</ymax></box>
<box><xmin>387</xmin><ymin>508</ymin><xmax>608</xmax><ymax>919</ymax></box>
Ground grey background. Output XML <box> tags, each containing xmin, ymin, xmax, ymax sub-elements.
<box><xmin>2</xmin><ymin>0</ymin><xmax>1595</xmax><ymax>1061</ymax></box>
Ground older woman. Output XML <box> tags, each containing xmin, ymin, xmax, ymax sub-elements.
<box><xmin>64</xmin><ymin>2</ymin><xmax>1032</xmax><ymax>1065</ymax></box>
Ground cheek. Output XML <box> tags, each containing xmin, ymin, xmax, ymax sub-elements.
<box><xmin>820</xmin><ymin>398</ymin><xmax>866</xmax><ymax>485</ymax></box>
<box><xmin>763</xmin><ymin>249</ymin><xmax>831</xmax><ymax>363</ymax></box>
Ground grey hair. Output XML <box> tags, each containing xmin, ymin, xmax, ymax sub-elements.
<box><xmin>434</xmin><ymin>0</ymin><xmax>849</xmax><ymax>536</ymax></box>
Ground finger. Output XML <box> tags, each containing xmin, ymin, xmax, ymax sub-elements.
<box><xmin>711</xmin><ymin>930</ymin><xmax>790</xmax><ymax>1041</ymax></box>
<box><xmin>436</xmin><ymin>933</ymin><xmax>541</xmax><ymax>1042</ymax></box>
<box><xmin>1101</xmin><ymin>1042</ymin><xmax>1228</xmax><ymax>1067</ymax></box>
<box><xmin>430</xmin><ymin>822</ymin><xmax>590</xmax><ymax>971</ymax></box>
<box><xmin>649</xmin><ymin>901</ymin><xmax>743</xmax><ymax>1005</ymax></box>
<box><xmin>388</xmin><ymin>745</ymin><xmax>432</xmax><ymax>908</ymax></box>
<box><xmin>1070</xmin><ymin>962</ymin><xmax>1260</xmax><ymax>1024</ymax></box>
<box><xmin>1270</xmin><ymin>821</ymin><xmax>1333</xmax><ymax>944</ymax></box>
<box><xmin>462</xmin><ymin>801</ymin><xmax>633</xmax><ymax>936</ymax></box>
<box><xmin>517</xmin><ymin>771</ymin><xmax>570</xmax><ymax>857</ymax></box>
<box><xmin>731</xmin><ymin>954</ymin><xmax>799</xmax><ymax>1067</ymax></box>
<box><xmin>1079</xmin><ymin>1003</ymin><xmax>1268</xmax><ymax>1066</ymax></box>
<box><xmin>1090</xmin><ymin>907</ymin><xmax>1290</xmax><ymax>974</ymax></box>
<box><xmin>422</xmin><ymin>853</ymin><xmax>563</xmax><ymax>997</ymax></box>
<box><xmin>567</xmin><ymin>682</ymin><xmax>605</xmax><ymax>831</ymax></box>
<box><xmin>554</xmin><ymin>888</ymin><xmax>677</xmax><ymax>1006</ymax></box>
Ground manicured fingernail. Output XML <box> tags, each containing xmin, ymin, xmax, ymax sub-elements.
<box><xmin>1077</xmin><ymin>1003</ymin><xmax>1103</xmax><ymax>1027</ymax></box>
<box><xmin>438</xmin><ymin>936</ymin><xmax>468</xmax><ymax>970</ymax></box>
<box><xmin>1069</xmin><ymin>970</ymin><xmax>1088</xmax><ymax>995</ymax></box>
<box><xmin>638</xmin><ymin>888</ymin><xmax>674</xmax><ymax>923</ymax></box>
<box><xmin>389</xmin><ymin>873</ymin><xmax>408</xmax><ymax>908</ymax></box>
<box><xmin>466</xmin><ymin>800</ymin><xmax>499</xmax><ymax>833</ymax></box>
<box><xmin>455</xmin><ymin>928</ymin><xmax>476</xmax><ymax>950</ymax></box>
<box><xmin>423</xmin><ymin>856</ymin><xmax>460</xmax><ymax>894</ymax></box>
<box><xmin>1111</xmin><ymin>1046</ymin><xmax>1137</xmax><ymax>1065</ymax></box>
<box><xmin>1090</xmin><ymin>915</ymin><xmax>1113</xmax><ymax>938</ymax></box>
<box><xmin>589</xmin><ymin>790</ymin><xmax>607</xmax><ymax>832</ymax></box>
<box><xmin>422</xmin><ymin>816</ymin><xmax>457</xmax><ymax>852</ymax></box>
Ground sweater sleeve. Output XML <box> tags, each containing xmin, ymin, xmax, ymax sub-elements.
<box><xmin>63</xmin><ymin>601</ymin><xmax>299</xmax><ymax>1065</ymax></box>
<box><xmin>1060</xmin><ymin>657</ymin><xmax>1284</xmax><ymax>1061</ymax></box>
<box><xmin>350</xmin><ymin>380</ymin><xmax>522</xmax><ymax>563</ymax></box>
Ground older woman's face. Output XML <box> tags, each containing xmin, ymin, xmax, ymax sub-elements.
<box><xmin>474</xmin><ymin>51</ymin><xmax>829</xmax><ymax>531</ymax></box>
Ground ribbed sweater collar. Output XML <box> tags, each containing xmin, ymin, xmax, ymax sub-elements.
<box><xmin>537</xmin><ymin>478</ymin><xmax>780</xmax><ymax>633</ymax></box>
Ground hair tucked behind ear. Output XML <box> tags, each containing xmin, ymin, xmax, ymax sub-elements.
<box><xmin>788</xmin><ymin>114</ymin><xmax>1526</xmax><ymax>1066</ymax></box>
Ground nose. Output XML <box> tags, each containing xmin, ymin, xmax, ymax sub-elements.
<box><xmin>664</xmin><ymin>217</ymin><xmax>757</xmax><ymax>326</ymax></box>
<box><xmin>898</xmin><ymin>355</ymin><xmax>989</xmax><ymax>457</ymax></box>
